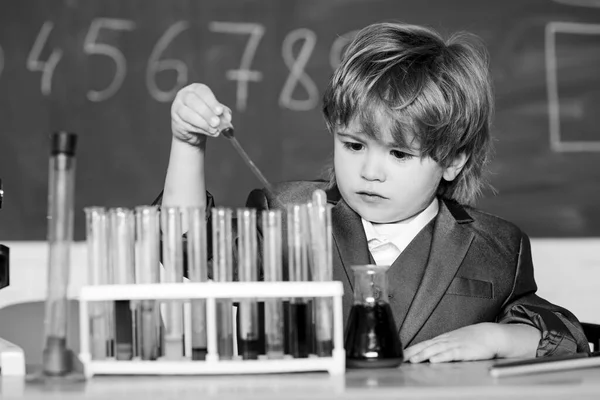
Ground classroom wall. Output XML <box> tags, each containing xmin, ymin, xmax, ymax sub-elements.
<box><xmin>1</xmin><ymin>0</ymin><xmax>600</xmax><ymax>240</ymax></box>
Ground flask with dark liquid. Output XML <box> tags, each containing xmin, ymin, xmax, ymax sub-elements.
<box><xmin>345</xmin><ymin>264</ymin><xmax>403</xmax><ymax>368</ymax></box>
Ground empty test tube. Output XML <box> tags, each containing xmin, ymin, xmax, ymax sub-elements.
<box><xmin>109</xmin><ymin>208</ymin><xmax>136</xmax><ymax>360</ymax></box>
<box><xmin>237</xmin><ymin>209</ymin><xmax>260</xmax><ymax>359</ymax></box>
<box><xmin>135</xmin><ymin>206</ymin><xmax>161</xmax><ymax>360</ymax></box>
<box><xmin>43</xmin><ymin>131</ymin><xmax>77</xmax><ymax>376</ymax></box>
<box><xmin>186</xmin><ymin>206</ymin><xmax>209</xmax><ymax>360</ymax></box>
<box><xmin>212</xmin><ymin>208</ymin><xmax>234</xmax><ymax>359</ymax></box>
<box><xmin>262</xmin><ymin>209</ymin><xmax>284</xmax><ymax>358</ymax></box>
<box><xmin>161</xmin><ymin>207</ymin><xmax>185</xmax><ymax>359</ymax></box>
<box><xmin>309</xmin><ymin>190</ymin><xmax>334</xmax><ymax>356</ymax></box>
<box><xmin>84</xmin><ymin>207</ymin><xmax>110</xmax><ymax>360</ymax></box>
<box><xmin>287</xmin><ymin>204</ymin><xmax>313</xmax><ymax>358</ymax></box>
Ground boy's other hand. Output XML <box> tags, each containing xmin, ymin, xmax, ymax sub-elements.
<box><xmin>171</xmin><ymin>83</ymin><xmax>232</xmax><ymax>146</ymax></box>
<box><xmin>403</xmin><ymin>323</ymin><xmax>508</xmax><ymax>363</ymax></box>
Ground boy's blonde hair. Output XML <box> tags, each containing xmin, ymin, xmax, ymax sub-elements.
<box><xmin>322</xmin><ymin>22</ymin><xmax>494</xmax><ymax>205</ymax></box>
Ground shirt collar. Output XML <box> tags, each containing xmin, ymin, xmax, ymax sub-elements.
<box><xmin>361</xmin><ymin>198</ymin><xmax>439</xmax><ymax>251</ymax></box>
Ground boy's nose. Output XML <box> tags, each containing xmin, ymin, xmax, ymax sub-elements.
<box><xmin>360</xmin><ymin>154</ymin><xmax>385</xmax><ymax>182</ymax></box>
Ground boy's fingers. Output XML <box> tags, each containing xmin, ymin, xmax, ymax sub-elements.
<box><xmin>408</xmin><ymin>341</ymin><xmax>450</xmax><ymax>363</ymax></box>
<box><xmin>177</xmin><ymin>107</ymin><xmax>217</xmax><ymax>135</ymax></box>
<box><xmin>429</xmin><ymin>348</ymin><xmax>461</xmax><ymax>364</ymax></box>
<box><xmin>189</xmin><ymin>83</ymin><xmax>225</xmax><ymax>115</ymax></box>
<box><xmin>403</xmin><ymin>339</ymin><xmax>436</xmax><ymax>360</ymax></box>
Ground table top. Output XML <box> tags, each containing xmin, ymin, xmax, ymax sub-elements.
<box><xmin>2</xmin><ymin>361</ymin><xmax>600</xmax><ymax>400</ymax></box>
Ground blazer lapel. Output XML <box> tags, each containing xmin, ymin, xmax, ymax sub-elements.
<box><xmin>330</xmin><ymin>198</ymin><xmax>371</xmax><ymax>322</ymax></box>
<box><xmin>399</xmin><ymin>199</ymin><xmax>475</xmax><ymax>346</ymax></box>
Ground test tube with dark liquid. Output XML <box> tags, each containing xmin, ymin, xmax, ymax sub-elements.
<box><xmin>135</xmin><ymin>206</ymin><xmax>161</xmax><ymax>360</ymax></box>
<box><xmin>43</xmin><ymin>131</ymin><xmax>77</xmax><ymax>376</ymax></box>
<box><xmin>186</xmin><ymin>206</ymin><xmax>208</xmax><ymax>360</ymax></box>
<box><xmin>109</xmin><ymin>208</ymin><xmax>136</xmax><ymax>360</ymax></box>
<box><xmin>308</xmin><ymin>191</ymin><xmax>334</xmax><ymax>356</ymax></box>
<box><xmin>84</xmin><ymin>207</ymin><xmax>110</xmax><ymax>360</ymax></box>
<box><xmin>286</xmin><ymin>204</ymin><xmax>313</xmax><ymax>358</ymax></box>
<box><xmin>212</xmin><ymin>208</ymin><xmax>234</xmax><ymax>359</ymax></box>
<box><xmin>161</xmin><ymin>206</ymin><xmax>185</xmax><ymax>359</ymax></box>
<box><xmin>262</xmin><ymin>210</ymin><xmax>284</xmax><ymax>358</ymax></box>
<box><xmin>237</xmin><ymin>209</ymin><xmax>260</xmax><ymax>359</ymax></box>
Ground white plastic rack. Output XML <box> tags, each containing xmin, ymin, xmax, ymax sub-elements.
<box><xmin>78</xmin><ymin>281</ymin><xmax>345</xmax><ymax>377</ymax></box>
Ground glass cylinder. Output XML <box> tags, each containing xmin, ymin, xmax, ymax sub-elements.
<box><xmin>186</xmin><ymin>206</ymin><xmax>208</xmax><ymax>360</ymax></box>
<box><xmin>286</xmin><ymin>204</ymin><xmax>312</xmax><ymax>358</ymax></box>
<box><xmin>237</xmin><ymin>208</ymin><xmax>259</xmax><ymax>359</ymax></box>
<box><xmin>161</xmin><ymin>206</ymin><xmax>185</xmax><ymax>359</ymax></box>
<box><xmin>345</xmin><ymin>264</ymin><xmax>403</xmax><ymax>368</ymax></box>
<box><xmin>262</xmin><ymin>209</ymin><xmax>284</xmax><ymax>358</ymax></box>
<box><xmin>108</xmin><ymin>207</ymin><xmax>136</xmax><ymax>360</ymax></box>
<box><xmin>43</xmin><ymin>131</ymin><xmax>77</xmax><ymax>376</ymax></box>
<box><xmin>212</xmin><ymin>207</ymin><xmax>234</xmax><ymax>359</ymax></box>
<box><xmin>135</xmin><ymin>206</ymin><xmax>161</xmax><ymax>360</ymax></box>
<box><xmin>84</xmin><ymin>207</ymin><xmax>110</xmax><ymax>360</ymax></box>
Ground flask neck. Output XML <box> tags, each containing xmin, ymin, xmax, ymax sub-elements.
<box><xmin>351</xmin><ymin>264</ymin><xmax>390</xmax><ymax>305</ymax></box>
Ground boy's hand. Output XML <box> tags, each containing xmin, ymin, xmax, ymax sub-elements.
<box><xmin>403</xmin><ymin>323</ymin><xmax>540</xmax><ymax>363</ymax></box>
<box><xmin>171</xmin><ymin>83</ymin><xmax>232</xmax><ymax>146</ymax></box>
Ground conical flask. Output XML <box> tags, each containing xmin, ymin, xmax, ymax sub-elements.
<box><xmin>345</xmin><ymin>264</ymin><xmax>403</xmax><ymax>368</ymax></box>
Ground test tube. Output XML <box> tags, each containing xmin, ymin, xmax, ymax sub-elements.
<box><xmin>84</xmin><ymin>207</ymin><xmax>110</xmax><ymax>360</ymax></box>
<box><xmin>161</xmin><ymin>206</ymin><xmax>185</xmax><ymax>359</ymax></box>
<box><xmin>309</xmin><ymin>190</ymin><xmax>333</xmax><ymax>356</ymax></box>
<box><xmin>108</xmin><ymin>208</ymin><xmax>136</xmax><ymax>360</ymax></box>
<box><xmin>286</xmin><ymin>204</ymin><xmax>313</xmax><ymax>358</ymax></box>
<box><xmin>186</xmin><ymin>206</ymin><xmax>208</xmax><ymax>360</ymax></box>
<box><xmin>212</xmin><ymin>207</ymin><xmax>234</xmax><ymax>359</ymax></box>
<box><xmin>135</xmin><ymin>206</ymin><xmax>161</xmax><ymax>360</ymax></box>
<box><xmin>43</xmin><ymin>131</ymin><xmax>77</xmax><ymax>376</ymax></box>
<box><xmin>262</xmin><ymin>209</ymin><xmax>284</xmax><ymax>358</ymax></box>
<box><xmin>237</xmin><ymin>208</ymin><xmax>260</xmax><ymax>359</ymax></box>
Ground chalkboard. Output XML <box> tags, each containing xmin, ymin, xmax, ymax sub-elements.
<box><xmin>1</xmin><ymin>0</ymin><xmax>600</xmax><ymax>240</ymax></box>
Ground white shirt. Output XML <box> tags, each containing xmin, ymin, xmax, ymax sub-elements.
<box><xmin>361</xmin><ymin>199</ymin><xmax>439</xmax><ymax>266</ymax></box>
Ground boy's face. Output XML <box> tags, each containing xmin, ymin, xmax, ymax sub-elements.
<box><xmin>334</xmin><ymin>116</ymin><xmax>457</xmax><ymax>223</ymax></box>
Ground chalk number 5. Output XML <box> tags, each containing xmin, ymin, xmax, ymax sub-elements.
<box><xmin>84</xmin><ymin>18</ymin><xmax>135</xmax><ymax>102</ymax></box>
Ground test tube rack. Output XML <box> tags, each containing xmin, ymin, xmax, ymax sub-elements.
<box><xmin>78</xmin><ymin>280</ymin><xmax>345</xmax><ymax>377</ymax></box>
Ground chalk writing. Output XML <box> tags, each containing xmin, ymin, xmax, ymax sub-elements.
<box><xmin>27</xmin><ymin>21</ymin><xmax>63</xmax><ymax>96</ymax></box>
<box><xmin>279</xmin><ymin>28</ymin><xmax>318</xmax><ymax>111</ymax></box>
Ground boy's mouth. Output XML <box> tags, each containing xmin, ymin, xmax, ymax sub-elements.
<box><xmin>356</xmin><ymin>191</ymin><xmax>387</xmax><ymax>200</ymax></box>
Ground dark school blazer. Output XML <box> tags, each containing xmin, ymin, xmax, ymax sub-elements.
<box><xmin>243</xmin><ymin>180</ymin><xmax>590</xmax><ymax>357</ymax></box>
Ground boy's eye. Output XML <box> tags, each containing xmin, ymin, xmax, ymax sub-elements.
<box><xmin>344</xmin><ymin>142</ymin><xmax>364</xmax><ymax>151</ymax></box>
<box><xmin>390</xmin><ymin>150</ymin><xmax>413</xmax><ymax>160</ymax></box>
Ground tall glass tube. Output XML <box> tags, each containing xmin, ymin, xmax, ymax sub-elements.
<box><xmin>135</xmin><ymin>206</ymin><xmax>161</xmax><ymax>360</ymax></box>
<box><xmin>108</xmin><ymin>208</ymin><xmax>136</xmax><ymax>360</ymax></box>
<box><xmin>212</xmin><ymin>207</ymin><xmax>234</xmax><ymax>359</ymax></box>
<box><xmin>237</xmin><ymin>208</ymin><xmax>259</xmax><ymax>359</ymax></box>
<box><xmin>84</xmin><ymin>207</ymin><xmax>109</xmax><ymax>360</ymax></box>
<box><xmin>309</xmin><ymin>190</ymin><xmax>333</xmax><ymax>356</ymax></box>
<box><xmin>262</xmin><ymin>209</ymin><xmax>284</xmax><ymax>358</ymax></box>
<box><xmin>43</xmin><ymin>131</ymin><xmax>77</xmax><ymax>376</ymax></box>
<box><xmin>161</xmin><ymin>206</ymin><xmax>185</xmax><ymax>359</ymax></box>
<box><xmin>186</xmin><ymin>206</ymin><xmax>208</xmax><ymax>360</ymax></box>
<box><xmin>287</xmin><ymin>204</ymin><xmax>313</xmax><ymax>358</ymax></box>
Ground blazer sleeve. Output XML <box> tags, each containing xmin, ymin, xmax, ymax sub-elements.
<box><xmin>496</xmin><ymin>232</ymin><xmax>590</xmax><ymax>356</ymax></box>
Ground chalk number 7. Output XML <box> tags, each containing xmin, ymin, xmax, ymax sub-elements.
<box><xmin>84</xmin><ymin>18</ymin><xmax>135</xmax><ymax>102</ymax></box>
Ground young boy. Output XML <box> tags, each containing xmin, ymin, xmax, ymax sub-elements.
<box><xmin>159</xmin><ymin>22</ymin><xmax>589</xmax><ymax>362</ymax></box>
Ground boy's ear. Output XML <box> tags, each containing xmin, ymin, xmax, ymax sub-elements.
<box><xmin>442</xmin><ymin>153</ymin><xmax>469</xmax><ymax>182</ymax></box>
